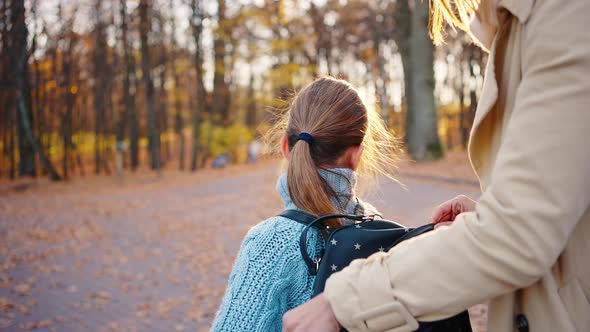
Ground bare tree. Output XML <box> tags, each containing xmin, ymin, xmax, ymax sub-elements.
<box><xmin>189</xmin><ymin>0</ymin><xmax>206</xmax><ymax>171</ymax></box>
<box><xmin>211</xmin><ymin>0</ymin><xmax>230</xmax><ymax>125</ymax></box>
<box><xmin>170</xmin><ymin>0</ymin><xmax>185</xmax><ymax>169</ymax></box>
<box><xmin>139</xmin><ymin>0</ymin><xmax>161</xmax><ymax>170</ymax></box>
<box><xmin>119</xmin><ymin>0</ymin><xmax>139</xmax><ymax>170</ymax></box>
<box><xmin>393</xmin><ymin>0</ymin><xmax>413</xmax><ymax>145</ymax></box>
<box><xmin>10</xmin><ymin>0</ymin><xmax>60</xmax><ymax>180</ymax></box>
<box><xmin>11</xmin><ymin>0</ymin><xmax>36</xmax><ymax>177</ymax></box>
<box><xmin>93</xmin><ymin>0</ymin><xmax>111</xmax><ymax>174</ymax></box>
<box><xmin>394</xmin><ymin>0</ymin><xmax>442</xmax><ymax>161</ymax></box>
<box><xmin>1</xmin><ymin>0</ymin><xmax>16</xmax><ymax>179</ymax></box>
<box><xmin>408</xmin><ymin>0</ymin><xmax>442</xmax><ymax>160</ymax></box>
<box><xmin>59</xmin><ymin>3</ymin><xmax>79</xmax><ymax>179</ymax></box>
<box><xmin>156</xmin><ymin>10</ymin><xmax>170</xmax><ymax>164</ymax></box>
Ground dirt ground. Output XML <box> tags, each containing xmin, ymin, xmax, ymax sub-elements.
<box><xmin>0</xmin><ymin>154</ymin><xmax>487</xmax><ymax>332</ymax></box>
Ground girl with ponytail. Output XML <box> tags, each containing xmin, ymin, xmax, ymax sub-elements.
<box><xmin>211</xmin><ymin>77</ymin><xmax>400</xmax><ymax>332</ymax></box>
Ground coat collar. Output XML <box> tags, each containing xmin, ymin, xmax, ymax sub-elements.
<box><xmin>276</xmin><ymin>168</ymin><xmax>360</xmax><ymax>215</ymax></box>
<box><xmin>498</xmin><ymin>0</ymin><xmax>534</xmax><ymax>23</ymax></box>
<box><xmin>468</xmin><ymin>0</ymin><xmax>534</xmax><ymax>138</ymax></box>
<box><xmin>469</xmin><ymin>0</ymin><xmax>534</xmax><ymax>51</ymax></box>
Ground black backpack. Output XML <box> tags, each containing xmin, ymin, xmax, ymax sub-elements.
<box><xmin>279</xmin><ymin>209</ymin><xmax>472</xmax><ymax>332</ymax></box>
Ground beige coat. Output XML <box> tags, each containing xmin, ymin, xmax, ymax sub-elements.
<box><xmin>323</xmin><ymin>0</ymin><xmax>590</xmax><ymax>331</ymax></box>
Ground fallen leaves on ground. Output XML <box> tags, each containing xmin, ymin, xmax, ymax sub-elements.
<box><xmin>0</xmin><ymin>157</ymin><xmax>488</xmax><ymax>331</ymax></box>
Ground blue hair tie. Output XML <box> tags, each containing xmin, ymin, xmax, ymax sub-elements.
<box><xmin>297</xmin><ymin>132</ymin><xmax>314</xmax><ymax>145</ymax></box>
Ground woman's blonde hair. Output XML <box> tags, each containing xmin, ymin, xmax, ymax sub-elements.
<box><xmin>268</xmin><ymin>77</ymin><xmax>400</xmax><ymax>228</ymax></box>
<box><xmin>429</xmin><ymin>0</ymin><xmax>481</xmax><ymax>45</ymax></box>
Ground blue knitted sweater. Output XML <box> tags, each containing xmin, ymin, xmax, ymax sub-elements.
<box><xmin>210</xmin><ymin>168</ymin><xmax>377</xmax><ymax>332</ymax></box>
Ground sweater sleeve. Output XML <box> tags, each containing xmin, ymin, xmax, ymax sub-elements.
<box><xmin>210</xmin><ymin>221</ymin><xmax>306</xmax><ymax>332</ymax></box>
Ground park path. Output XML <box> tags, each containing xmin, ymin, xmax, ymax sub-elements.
<box><xmin>0</xmin><ymin>160</ymin><xmax>485</xmax><ymax>332</ymax></box>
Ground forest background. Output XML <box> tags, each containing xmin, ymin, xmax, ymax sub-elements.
<box><xmin>0</xmin><ymin>0</ymin><xmax>486</xmax><ymax>181</ymax></box>
<box><xmin>0</xmin><ymin>2</ymin><xmax>493</xmax><ymax>330</ymax></box>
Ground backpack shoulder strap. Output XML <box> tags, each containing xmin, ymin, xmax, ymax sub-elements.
<box><xmin>278</xmin><ymin>209</ymin><xmax>318</xmax><ymax>227</ymax></box>
<box><xmin>278</xmin><ymin>209</ymin><xmax>328</xmax><ymax>275</ymax></box>
<box><xmin>279</xmin><ymin>209</ymin><xmax>335</xmax><ymax>240</ymax></box>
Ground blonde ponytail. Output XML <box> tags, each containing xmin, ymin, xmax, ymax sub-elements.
<box><xmin>287</xmin><ymin>139</ymin><xmax>339</xmax><ymax>227</ymax></box>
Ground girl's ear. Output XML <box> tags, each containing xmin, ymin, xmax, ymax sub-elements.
<box><xmin>281</xmin><ymin>135</ymin><xmax>290</xmax><ymax>160</ymax></box>
<box><xmin>349</xmin><ymin>144</ymin><xmax>364</xmax><ymax>171</ymax></box>
<box><xmin>337</xmin><ymin>144</ymin><xmax>364</xmax><ymax>170</ymax></box>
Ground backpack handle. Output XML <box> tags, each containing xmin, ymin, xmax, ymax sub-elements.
<box><xmin>299</xmin><ymin>213</ymin><xmax>368</xmax><ymax>275</ymax></box>
<box><xmin>279</xmin><ymin>210</ymin><xmax>371</xmax><ymax>275</ymax></box>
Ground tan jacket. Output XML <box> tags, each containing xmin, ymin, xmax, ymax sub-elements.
<box><xmin>324</xmin><ymin>0</ymin><xmax>590</xmax><ymax>331</ymax></box>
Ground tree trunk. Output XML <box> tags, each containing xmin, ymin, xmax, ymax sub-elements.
<box><xmin>13</xmin><ymin>10</ymin><xmax>36</xmax><ymax>178</ymax></box>
<box><xmin>93</xmin><ymin>0</ymin><xmax>109</xmax><ymax>175</ymax></box>
<box><xmin>1</xmin><ymin>0</ymin><xmax>15</xmax><ymax>179</ymax></box>
<box><xmin>115</xmin><ymin>1</ymin><xmax>128</xmax><ymax>177</ymax></box>
<box><xmin>369</xmin><ymin>9</ymin><xmax>389</xmax><ymax>127</ymax></box>
<box><xmin>11</xmin><ymin>0</ymin><xmax>60</xmax><ymax>180</ymax></box>
<box><xmin>211</xmin><ymin>0</ymin><xmax>229</xmax><ymax>125</ymax></box>
<box><xmin>9</xmin><ymin>100</ymin><xmax>16</xmax><ymax>180</ymax></box>
<box><xmin>139</xmin><ymin>0</ymin><xmax>160</xmax><ymax>171</ymax></box>
<box><xmin>245</xmin><ymin>72</ymin><xmax>256</xmax><ymax>128</ymax></box>
<box><xmin>394</xmin><ymin>0</ymin><xmax>413</xmax><ymax>144</ymax></box>
<box><xmin>0</xmin><ymin>0</ymin><xmax>4</xmax><ymax>177</ymax></box>
<box><xmin>174</xmin><ymin>70</ymin><xmax>185</xmax><ymax>170</ymax></box>
<box><xmin>159</xmin><ymin>41</ymin><xmax>169</xmax><ymax>165</ymax></box>
<box><xmin>406</xmin><ymin>0</ymin><xmax>442</xmax><ymax>161</ymax></box>
<box><xmin>308</xmin><ymin>2</ymin><xmax>323</xmax><ymax>77</ymax></box>
<box><xmin>61</xmin><ymin>20</ymin><xmax>77</xmax><ymax>180</ymax></box>
<box><xmin>31</xmin><ymin>0</ymin><xmax>45</xmax><ymax>177</ymax></box>
<box><xmin>170</xmin><ymin>1</ymin><xmax>185</xmax><ymax>170</ymax></box>
<box><xmin>120</xmin><ymin>0</ymin><xmax>139</xmax><ymax>170</ymax></box>
<box><xmin>8</xmin><ymin>105</ymin><xmax>17</xmax><ymax>180</ymax></box>
<box><xmin>201</xmin><ymin>0</ymin><xmax>232</xmax><ymax>168</ymax></box>
<box><xmin>189</xmin><ymin>0</ymin><xmax>205</xmax><ymax>171</ymax></box>
<box><xmin>62</xmin><ymin>59</ymin><xmax>74</xmax><ymax>179</ymax></box>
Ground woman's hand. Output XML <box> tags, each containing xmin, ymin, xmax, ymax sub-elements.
<box><xmin>432</xmin><ymin>195</ymin><xmax>476</xmax><ymax>226</ymax></box>
<box><xmin>282</xmin><ymin>294</ymin><xmax>340</xmax><ymax>332</ymax></box>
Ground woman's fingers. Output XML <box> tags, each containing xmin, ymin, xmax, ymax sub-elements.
<box><xmin>432</xmin><ymin>195</ymin><xmax>476</xmax><ymax>223</ymax></box>
<box><xmin>434</xmin><ymin>221</ymin><xmax>453</xmax><ymax>229</ymax></box>
<box><xmin>432</xmin><ymin>201</ymin><xmax>455</xmax><ymax>223</ymax></box>
<box><xmin>432</xmin><ymin>207</ymin><xmax>449</xmax><ymax>223</ymax></box>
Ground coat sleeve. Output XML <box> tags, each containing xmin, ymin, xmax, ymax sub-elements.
<box><xmin>323</xmin><ymin>1</ymin><xmax>590</xmax><ymax>331</ymax></box>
